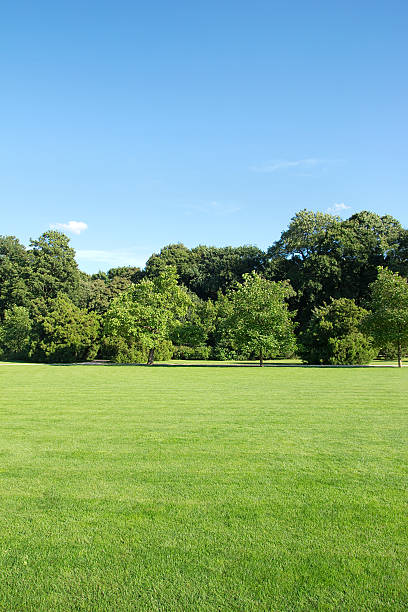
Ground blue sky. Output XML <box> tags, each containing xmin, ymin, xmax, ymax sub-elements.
<box><xmin>1</xmin><ymin>1</ymin><xmax>407</xmax><ymax>272</ymax></box>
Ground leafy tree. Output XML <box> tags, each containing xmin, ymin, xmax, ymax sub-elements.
<box><xmin>105</xmin><ymin>268</ymin><xmax>191</xmax><ymax>365</ymax></box>
<box><xmin>145</xmin><ymin>243</ymin><xmax>266</xmax><ymax>300</ymax></box>
<box><xmin>299</xmin><ymin>298</ymin><xmax>377</xmax><ymax>365</ymax></box>
<box><xmin>366</xmin><ymin>267</ymin><xmax>408</xmax><ymax>367</ymax></box>
<box><xmin>267</xmin><ymin>209</ymin><xmax>404</xmax><ymax>330</ymax></box>
<box><xmin>189</xmin><ymin>245</ymin><xmax>266</xmax><ymax>300</ymax></box>
<box><xmin>0</xmin><ymin>305</ymin><xmax>32</xmax><ymax>360</ymax></box>
<box><xmin>267</xmin><ymin>210</ymin><xmax>343</xmax><ymax>328</ymax></box>
<box><xmin>386</xmin><ymin>228</ymin><xmax>408</xmax><ymax>277</ymax></box>
<box><xmin>145</xmin><ymin>243</ymin><xmax>194</xmax><ymax>285</ymax></box>
<box><xmin>31</xmin><ymin>294</ymin><xmax>100</xmax><ymax>363</ymax></box>
<box><xmin>170</xmin><ymin>294</ymin><xmax>216</xmax><ymax>348</ymax></box>
<box><xmin>107</xmin><ymin>266</ymin><xmax>143</xmax><ymax>284</ymax></box>
<box><xmin>0</xmin><ymin>236</ymin><xmax>32</xmax><ymax>318</ymax></box>
<box><xmin>269</xmin><ymin>209</ymin><xmax>341</xmax><ymax>261</ymax></box>
<box><xmin>221</xmin><ymin>272</ymin><xmax>296</xmax><ymax>366</ymax></box>
<box><xmin>340</xmin><ymin>211</ymin><xmax>403</xmax><ymax>302</ymax></box>
<box><xmin>29</xmin><ymin>231</ymin><xmax>80</xmax><ymax>302</ymax></box>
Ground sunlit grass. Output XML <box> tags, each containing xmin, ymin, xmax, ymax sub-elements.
<box><xmin>0</xmin><ymin>363</ymin><xmax>407</xmax><ymax>610</ymax></box>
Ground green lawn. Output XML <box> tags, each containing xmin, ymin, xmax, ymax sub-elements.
<box><xmin>0</xmin><ymin>364</ymin><xmax>407</xmax><ymax>611</ymax></box>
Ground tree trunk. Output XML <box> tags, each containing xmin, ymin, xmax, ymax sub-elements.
<box><xmin>259</xmin><ymin>350</ymin><xmax>263</xmax><ymax>367</ymax></box>
<box><xmin>398</xmin><ymin>341</ymin><xmax>402</xmax><ymax>368</ymax></box>
<box><xmin>147</xmin><ymin>347</ymin><xmax>155</xmax><ymax>366</ymax></box>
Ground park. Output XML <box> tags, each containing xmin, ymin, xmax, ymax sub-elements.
<box><xmin>2</xmin><ymin>2</ymin><xmax>407</xmax><ymax>609</ymax></box>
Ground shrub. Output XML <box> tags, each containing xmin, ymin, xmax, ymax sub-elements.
<box><xmin>101</xmin><ymin>336</ymin><xmax>173</xmax><ymax>363</ymax></box>
<box><xmin>31</xmin><ymin>294</ymin><xmax>100</xmax><ymax>363</ymax></box>
<box><xmin>0</xmin><ymin>305</ymin><xmax>32</xmax><ymax>361</ymax></box>
<box><xmin>300</xmin><ymin>298</ymin><xmax>377</xmax><ymax>365</ymax></box>
<box><xmin>172</xmin><ymin>345</ymin><xmax>210</xmax><ymax>360</ymax></box>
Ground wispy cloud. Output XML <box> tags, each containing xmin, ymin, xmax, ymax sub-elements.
<box><xmin>326</xmin><ymin>202</ymin><xmax>351</xmax><ymax>215</ymax></box>
<box><xmin>251</xmin><ymin>158</ymin><xmax>323</xmax><ymax>173</ymax></box>
<box><xmin>75</xmin><ymin>248</ymin><xmax>150</xmax><ymax>269</ymax></box>
<box><xmin>183</xmin><ymin>200</ymin><xmax>241</xmax><ymax>216</ymax></box>
<box><xmin>50</xmin><ymin>220</ymin><xmax>88</xmax><ymax>235</ymax></box>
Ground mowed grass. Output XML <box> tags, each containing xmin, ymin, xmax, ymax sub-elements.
<box><xmin>0</xmin><ymin>364</ymin><xmax>407</xmax><ymax>611</ymax></box>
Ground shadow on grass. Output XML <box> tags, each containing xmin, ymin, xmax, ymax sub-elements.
<box><xmin>47</xmin><ymin>360</ymin><xmax>404</xmax><ymax>368</ymax></box>
<box><xmin>1</xmin><ymin>360</ymin><xmax>405</xmax><ymax>368</ymax></box>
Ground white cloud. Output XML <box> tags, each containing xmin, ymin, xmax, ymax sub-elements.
<box><xmin>251</xmin><ymin>158</ymin><xmax>322</xmax><ymax>173</ymax></box>
<box><xmin>50</xmin><ymin>220</ymin><xmax>88</xmax><ymax>235</ymax></box>
<box><xmin>326</xmin><ymin>202</ymin><xmax>351</xmax><ymax>215</ymax></box>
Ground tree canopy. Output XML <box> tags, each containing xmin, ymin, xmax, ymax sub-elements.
<box><xmin>366</xmin><ymin>267</ymin><xmax>408</xmax><ymax>367</ymax></box>
<box><xmin>1</xmin><ymin>209</ymin><xmax>408</xmax><ymax>364</ymax></box>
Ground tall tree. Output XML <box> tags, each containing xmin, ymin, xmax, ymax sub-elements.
<box><xmin>223</xmin><ymin>272</ymin><xmax>296</xmax><ymax>366</ymax></box>
<box><xmin>0</xmin><ymin>236</ymin><xmax>32</xmax><ymax>318</ymax></box>
<box><xmin>267</xmin><ymin>210</ymin><xmax>343</xmax><ymax>328</ymax></box>
<box><xmin>0</xmin><ymin>305</ymin><xmax>32</xmax><ymax>361</ymax></box>
<box><xmin>105</xmin><ymin>268</ymin><xmax>191</xmax><ymax>365</ymax></box>
<box><xmin>267</xmin><ymin>209</ymin><xmax>404</xmax><ymax>329</ymax></box>
<box><xmin>29</xmin><ymin>231</ymin><xmax>80</xmax><ymax>302</ymax></box>
<box><xmin>366</xmin><ymin>267</ymin><xmax>408</xmax><ymax>367</ymax></box>
<box><xmin>145</xmin><ymin>243</ymin><xmax>266</xmax><ymax>300</ymax></box>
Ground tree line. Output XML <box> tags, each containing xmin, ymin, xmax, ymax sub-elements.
<box><xmin>1</xmin><ymin>209</ymin><xmax>408</xmax><ymax>366</ymax></box>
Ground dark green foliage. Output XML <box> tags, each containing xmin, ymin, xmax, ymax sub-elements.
<box><xmin>2</xmin><ymin>209</ymin><xmax>408</xmax><ymax>364</ymax></box>
<box><xmin>169</xmin><ymin>295</ymin><xmax>215</xmax><ymax>349</ymax></box>
<box><xmin>0</xmin><ymin>236</ymin><xmax>32</xmax><ymax>318</ymax></box>
<box><xmin>172</xmin><ymin>345</ymin><xmax>211</xmax><ymax>360</ymax></box>
<box><xmin>107</xmin><ymin>266</ymin><xmax>143</xmax><ymax>284</ymax></box>
<box><xmin>145</xmin><ymin>243</ymin><xmax>266</xmax><ymax>300</ymax></box>
<box><xmin>30</xmin><ymin>294</ymin><xmax>100</xmax><ymax>363</ymax></box>
<box><xmin>101</xmin><ymin>336</ymin><xmax>173</xmax><ymax>363</ymax></box>
<box><xmin>300</xmin><ymin>298</ymin><xmax>377</xmax><ymax>365</ymax></box>
<box><xmin>29</xmin><ymin>231</ymin><xmax>81</xmax><ymax>302</ymax></box>
<box><xmin>366</xmin><ymin>267</ymin><xmax>408</xmax><ymax>367</ymax></box>
<box><xmin>0</xmin><ymin>305</ymin><xmax>32</xmax><ymax>360</ymax></box>
<box><xmin>267</xmin><ymin>209</ymin><xmax>404</xmax><ymax>330</ymax></box>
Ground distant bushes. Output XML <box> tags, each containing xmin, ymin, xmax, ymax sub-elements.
<box><xmin>299</xmin><ymin>298</ymin><xmax>377</xmax><ymax>365</ymax></box>
<box><xmin>0</xmin><ymin>295</ymin><xmax>100</xmax><ymax>363</ymax></box>
<box><xmin>172</xmin><ymin>345</ymin><xmax>211</xmax><ymax>360</ymax></box>
<box><xmin>101</xmin><ymin>337</ymin><xmax>173</xmax><ymax>363</ymax></box>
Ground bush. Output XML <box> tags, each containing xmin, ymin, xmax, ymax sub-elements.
<box><xmin>377</xmin><ymin>342</ymin><xmax>407</xmax><ymax>360</ymax></box>
<box><xmin>172</xmin><ymin>345</ymin><xmax>210</xmax><ymax>360</ymax></box>
<box><xmin>300</xmin><ymin>298</ymin><xmax>377</xmax><ymax>365</ymax></box>
<box><xmin>0</xmin><ymin>306</ymin><xmax>32</xmax><ymax>361</ymax></box>
<box><xmin>101</xmin><ymin>336</ymin><xmax>173</xmax><ymax>363</ymax></box>
<box><xmin>31</xmin><ymin>294</ymin><xmax>100</xmax><ymax>363</ymax></box>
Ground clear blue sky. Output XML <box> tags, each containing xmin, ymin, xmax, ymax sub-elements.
<box><xmin>1</xmin><ymin>1</ymin><xmax>407</xmax><ymax>273</ymax></box>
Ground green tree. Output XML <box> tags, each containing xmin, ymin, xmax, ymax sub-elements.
<box><xmin>340</xmin><ymin>211</ymin><xmax>403</xmax><ymax>302</ymax></box>
<box><xmin>145</xmin><ymin>243</ymin><xmax>266</xmax><ymax>300</ymax></box>
<box><xmin>107</xmin><ymin>266</ymin><xmax>143</xmax><ymax>284</ymax></box>
<box><xmin>0</xmin><ymin>305</ymin><xmax>32</xmax><ymax>360</ymax></box>
<box><xmin>105</xmin><ymin>268</ymin><xmax>191</xmax><ymax>365</ymax></box>
<box><xmin>267</xmin><ymin>210</ymin><xmax>343</xmax><ymax>328</ymax></box>
<box><xmin>222</xmin><ymin>272</ymin><xmax>296</xmax><ymax>366</ymax></box>
<box><xmin>366</xmin><ymin>267</ymin><xmax>408</xmax><ymax>367</ymax></box>
<box><xmin>267</xmin><ymin>209</ymin><xmax>404</xmax><ymax>330</ymax></box>
<box><xmin>31</xmin><ymin>294</ymin><xmax>100</xmax><ymax>363</ymax></box>
<box><xmin>29</xmin><ymin>231</ymin><xmax>80</xmax><ymax>302</ymax></box>
<box><xmin>299</xmin><ymin>298</ymin><xmax>376</xmax><ymax>365</ymax></box>
<box><xmin>0</xmin><ymin>236</ymin><xmax>32</xmax><ymax>318</ymax></box>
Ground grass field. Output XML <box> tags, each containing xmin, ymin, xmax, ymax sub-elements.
<box><xmin>0</xmin><ymin>363</ymin><xmax>407</xmax><ymax>611</ymax></box>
